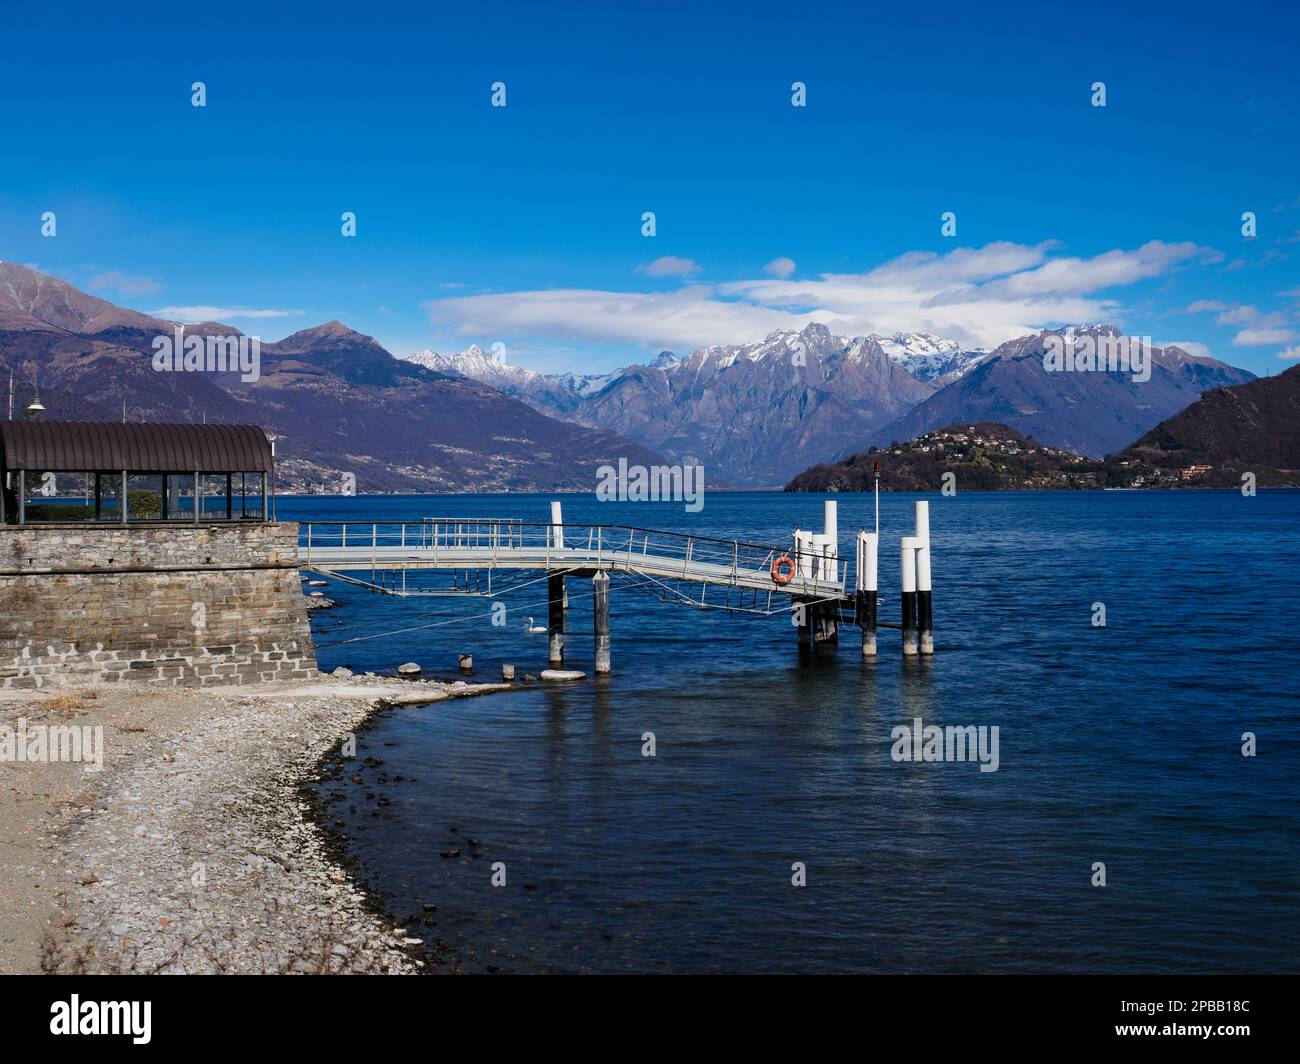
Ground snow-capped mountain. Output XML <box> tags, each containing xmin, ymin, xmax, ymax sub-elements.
<box><xmin>874</xmin><ymin>332</ymin><xmax>989</xmax><ymax>384</ymax></box>
<box><xmin>567</xmin><ymin>324</ymin><xmax>943</xmax><ymax>484</ymax></box>
<box><xmin>870</xmin><ymin>324</ymin><xmax>1256</xmax><ymax>458</ymax></box>
<box><xmin>405</xmin><ymin>326</ymin><xmax>993</xmax><ymax>484</ymax></box>
<box><xmin>405</xmin><ymin>344</ymin><xmax>616</xmax><ymax>416</ymax></box>
<box><xmin>406</xmin><ymin>344</ymin><xmax>536</xmax><ymax>390</ymax></box>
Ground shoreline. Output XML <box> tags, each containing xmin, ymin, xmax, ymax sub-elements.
<box><xmin>0</xmin><ymin>675</ymin><xmax>508</xmax><ymax>975</ymax></box>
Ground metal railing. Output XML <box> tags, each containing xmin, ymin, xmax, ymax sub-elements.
<box><xmin>299</xmin><ymin>519</ymin><xmax>846</xmax><ymax>594</ymax></box>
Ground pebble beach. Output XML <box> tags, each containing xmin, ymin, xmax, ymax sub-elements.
<box><xmin>0</xmin><ymin>675</ymin><xmax>507</xmax><ymax>974</ymax></box>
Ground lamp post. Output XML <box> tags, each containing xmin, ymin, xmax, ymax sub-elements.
<box><xmin>7</xmin><ymin>370</ymin><xmax>44</xmax><ymax>421</ymax></box>
<box><xmin>3</xmin><ymin>368</ymin><xmax>43</xmax><ymax>522</ymax></box>
<box><xmin>265</xmin><ymin>434</ymin><xmax>282</xmax><ymax>522</ymax></box>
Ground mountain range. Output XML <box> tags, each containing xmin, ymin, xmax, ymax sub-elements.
<box><xmin>419</xmin><ymin>323</ymin><xmax>1253</xmax><ymax>484</ymax></box>
<box><xmin>871</xmin><ymin>325</ymin><xmax>1255</xmax><ymax>459</ymax></box>
<box><xmin>412</xmin><ymin>326</ymin><xmax>981</xmax><ymax>484</ymax></box>
<box><xmin>1</xmin><ymin>262</ymin><xmax>1263</xmax><ymax>492</ymax></box>
<box><xmin>0</xmin><ymin>262</ymin><xmax>666</xmax><ymax>491</ymax></box>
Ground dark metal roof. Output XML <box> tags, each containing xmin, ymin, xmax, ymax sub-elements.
<box><xmin>0</xmin><ymin>421</ymin><xmax>273</xmax><ymax>473</ymax></box>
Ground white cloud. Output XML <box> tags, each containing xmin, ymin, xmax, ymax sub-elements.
<box><xmin>1233</xmin><ymin>327</ymin><xmax>1298</xmax><ymax>346</ymax></box>
<box><xmin>763</xmin><ymin>257</ymin><xmax>796</xmax><ymax>278</ymax></box>
<box><xmin>1185</xmin><ymin>300</ymin><xmax>1293</xmax><ymax>330</ymax></box>
<box><xmin>428</xmin><ymin>284</ymin><xmax>799</xmax><ymax>349</ymax></box>
<box><xmin>89</xmin><ymin>270</ymin><xmax>161</xmax><ymax>297</ymax></box>
<box><xmin>424</xmin><ymin>240</ymin><xmax>1218</xmax><ymax>353</ymax></box>
<box><xmin>152</xmin><ymin>305</ymin><xmax>305</xmax><ymax>321</ymax></box>
<box><xmin>636</xmin><ymin>256</ymin><xmax>701</xmax><ymax>278</ymax></box>
<box><xmin>1216</xmin><ymin>305</ymin><xmax>1260</xmax><ymax>324</ymax></box>
<box><xmin>1276</xmin><ymin>344</ymin><xmax>1300</xmax><ymax>360</ymax></box>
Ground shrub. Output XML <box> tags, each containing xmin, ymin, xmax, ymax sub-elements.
<box><xmin>26</xmin><ymin>503</ymin><xmax>96</xmax><ymax>521</ymax></box>
<box><xmin>127</xmin><ymin>488</ymin><xmax>163</xmax><ymax>518</ymax></box>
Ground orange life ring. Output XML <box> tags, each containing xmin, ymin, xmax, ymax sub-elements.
<box><xmin>771</xmin><ymin>555</ymin><xmax>797</xmax><ymax>585</ymax></box>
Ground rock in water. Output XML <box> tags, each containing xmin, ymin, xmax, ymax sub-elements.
<box><xmin>332</xmin><ymin>666</ymin><xmax>354</xmax><ymax>679</ymax></box>
<box><xmin>397</xmin><ymin>662</ymin><xmax>421</xmax><ymax>676</ymax></box>
<box><xmin>540</xmin><ymin>669</ymin><xmax>586</xmax><ymax>682</ymax></box>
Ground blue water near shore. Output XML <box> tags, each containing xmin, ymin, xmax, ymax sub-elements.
<box><xmin>283</xmin><ymin>490</ymin><xmax>1300</xmax><ymax>973</ymax></box>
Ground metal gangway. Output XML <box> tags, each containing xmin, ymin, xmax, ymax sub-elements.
<box><xmin>298</xmin><ymin>498</ymin><xmax>933</xmax><ymax>672</ymax></box>
<box><xmin>299</xmin><ymin>506</ymin><xmax>846</xmax><ymax>602</ymax></box>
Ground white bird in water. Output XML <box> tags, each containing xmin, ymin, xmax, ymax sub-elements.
<box><xmin>524</xmin><ymin>617</ymin><xmax>546</xmax><ymax>633</ymax></box>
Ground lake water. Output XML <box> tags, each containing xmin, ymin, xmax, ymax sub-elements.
<box><xmin>283</xmin><ymin>490</ymin><xmax>1299</xmax><ymax>974</ymax></box>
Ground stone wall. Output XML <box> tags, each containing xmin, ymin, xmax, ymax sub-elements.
<box><xmin>0</xmin><ymin>523</ymin><xmax>318</xmax><ymax>690</ymax></box>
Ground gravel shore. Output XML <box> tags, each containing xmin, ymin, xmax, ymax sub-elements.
<box><xmin>0</xmin><ymin>676</ymin><xmax>508</xmax><ymax>974</ymax></box>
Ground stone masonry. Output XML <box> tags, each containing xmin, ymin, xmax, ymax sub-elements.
<box><xmin>0</xmin><ymin>523</ymin><xmax>318</xmax><ymax>690</ymax></box>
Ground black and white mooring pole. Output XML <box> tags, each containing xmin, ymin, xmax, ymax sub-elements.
<box><xmin>548</xmin><ymin>500</ymin><xmax>566</xmax><ymax>666</ymax></box>
<box><xmin>915</xmin><ymin>500</ymin><xmax>933</xmax><ymax>656</ymax></box>
<box><xmin>855</xmin><ymin>528</ymin><xmax>878</xmax><ymax>657</ymax></box>
<box><xmin>855</xmin><ymin>461</ymin><xmax>880</xmax><ymax>657</ymax></box>
<box><xmin>900</xmin><ymin>532</ymin><xmax>920</xmax><ymax>656</ymax></box>
<box><xmin>898</xmin><ymin>500</ymin><xmax>933</xmax><ymax>658</ymax></box>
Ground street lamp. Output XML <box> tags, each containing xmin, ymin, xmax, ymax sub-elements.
<box><xmin>7</xmin><ymin>370</ymin><xmax>43</xmax><ymax>421</ymax></box>
<box><xmin>265</xmin><ymin>433</ymin><xmax>283</xmax><ymax>522</ymax></box>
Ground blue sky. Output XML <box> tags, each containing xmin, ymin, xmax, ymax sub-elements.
<box><xmin>3</xmin><ymin>0</ymin><xmax>1298</xmax><ymax>374</ymax></box>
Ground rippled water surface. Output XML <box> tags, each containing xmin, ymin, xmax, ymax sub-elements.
<box><xmin>283</xmin><ymin>490</ymin><xmax>1299</xmax><ymax>973</ymax></box>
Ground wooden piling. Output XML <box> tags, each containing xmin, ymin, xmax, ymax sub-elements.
<box><xmin>548</xmin><ymin>572</ymin><xmax>565</xmax><ymax>665</ymax></box>
<box><xmin>593</xmin><ymin>569</ymin><xmax>611</xmax><ymax>674</ymax></box>
<box><xmin>812</xmin><ymin>600</ymin><xmax>838</xmax><ymax>644</ymax></box>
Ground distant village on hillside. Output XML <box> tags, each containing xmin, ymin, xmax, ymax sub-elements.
<box><xmin>785</xmin><ymin>422</ymin><xmax>1273</xmax><ymax>492</ymax></box>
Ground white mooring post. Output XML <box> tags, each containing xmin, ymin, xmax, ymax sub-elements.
<box><xmin>792</xmin><ymin>528</ymin><xmax>814</xmax><ymax>578</ymax></box>
<box><xmin>914</xmin><ymin>501</ymin><xmax>933</xmax><ymax>655</ymax></box>
<box><xmin>823</xmin><ymin>500</ymin><xmax>838</xmax><ymax>554</ymax></box>
<box><xmin>550</xmin><ymin>500</ymin><xmax>564</xmax><ymax>550</ymax></box>
<box><xmin>855</xmin><ymin>530</ymin><xmax>878</xmax><ymax>657</ymax></box>
<box><xmin>900</xmin><ymin>535</ymin><xmax>920</xmax><ymax>656</ymax></box>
